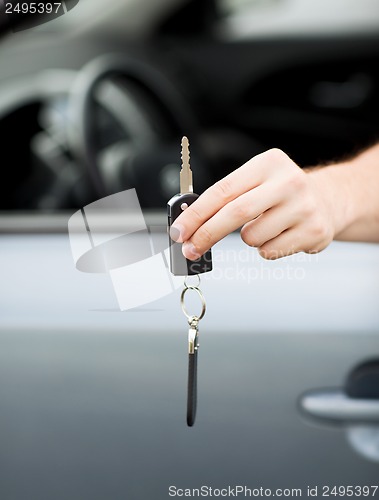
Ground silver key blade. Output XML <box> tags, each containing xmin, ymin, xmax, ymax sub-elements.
<box><xmin>180</xmin><ymin>136</ymin><xmax>193</xmax><ymax>194</ymax></box>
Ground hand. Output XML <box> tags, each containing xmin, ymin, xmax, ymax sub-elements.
<box><xmin>170</xmin><ymin>148</ymin><xmax>338</xmax><ymax>260</ymax></box>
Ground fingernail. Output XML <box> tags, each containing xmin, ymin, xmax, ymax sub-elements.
<box><xmin>182</xmin><ymin>242</ymin><xmax>201</xmax><ymax>261</ymax></box>
<box><xmin>170</xmin><ymin>224</ymin><xmax>184</xmax><ymax>243</ymax></box>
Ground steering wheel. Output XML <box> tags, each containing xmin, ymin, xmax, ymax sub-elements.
<box><xmin>68</xmin><ymin>54</ymin><xmax>210</xmax><ymax>206</ymax></box>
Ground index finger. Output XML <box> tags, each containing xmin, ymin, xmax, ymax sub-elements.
<box><xmin>170</xmin><ymin>149</ymin><xmax>276</xmax><ymax>243</ymax></box>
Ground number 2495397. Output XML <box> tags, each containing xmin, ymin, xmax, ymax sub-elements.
<box><xmin>5</xmin><ymin>3</ymin><xmax>63</xmax><ymax>14</ymax></box>
<box><xmin>322</xmin><ymin>486</ymin><xmax>378</xmax><ymax>497</ymax></box>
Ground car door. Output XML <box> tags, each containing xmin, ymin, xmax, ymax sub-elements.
<box><xmin>0</xmin><ymin>216</ymin><xmax>378</xmax><ymax>500</ymax></box>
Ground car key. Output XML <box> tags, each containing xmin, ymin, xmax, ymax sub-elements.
<box><xmin>167</xmin><ymin>137</ymin><xmax>213</xmax><ymax>276</ymax></box>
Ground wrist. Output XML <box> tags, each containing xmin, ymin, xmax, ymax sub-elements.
<box><xmin>306</xmin><ymin>161</ymin><xmax>359</xmax><ymax>238</ymax></box>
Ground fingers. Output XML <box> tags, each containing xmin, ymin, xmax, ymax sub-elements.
<box><xmin>257</xmin><ymin>229</ymin><xmax>303</xmax><ymax>260</ymax></box>
<box><xmin>168</xmin><ymin>147</ymin><xmax>329</xmax><ymax>261</ymax></box>
<box><xmin>257</xmin><ymin>220</ymin><xmax>331</xmax><ymax>260</ymax></box>
<box><xmin>240</xmin><ymin>202</ymin><xmax>301</xmax><ymax>248</ymax></box>
<box><xmin>182</xmin><ymin>182</ymin><xmax>282</xmax><ymax>260</ymax></box>
<box><xmin>171</xmin><ymin>149</ymin><xmax>287</xmax><ymax>243</ymax></box>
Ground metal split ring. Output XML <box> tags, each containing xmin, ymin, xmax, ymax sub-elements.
<box><xmin>183</xmin><ymin>275</ymin><xmax>201</xmax><ymax>289</ymax></box>
<box><xmin>180</xmin><ymin>285</ymin><xmax>206</xmax><ymax>322</ymax></box>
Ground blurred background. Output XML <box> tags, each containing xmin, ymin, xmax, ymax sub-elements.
<box><xmin>1</xmin><ymin>0</ymin><xmax>379</xmax><ymax>212</ymax></box>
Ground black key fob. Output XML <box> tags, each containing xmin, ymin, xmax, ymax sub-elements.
<box><xmin>187</xmin><ymin>347</ymin><xmax>198</xmax><ymax>427</ymax></box>
<box><xmin>167</xmin><ymin>193</ymin><xmax>213</xmax><ymax>276</ymax></box>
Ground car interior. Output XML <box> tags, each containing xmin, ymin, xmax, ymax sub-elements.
<box><xmin>1</xmin><ymin>0</ymin><xmax>379</xmax><ymax>213</ymax></box>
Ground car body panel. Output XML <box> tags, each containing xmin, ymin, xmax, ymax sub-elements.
<box><xmin>0</xmin><ymin>220</ymin><xmax>378</xmax><ymax>499</ymax></box>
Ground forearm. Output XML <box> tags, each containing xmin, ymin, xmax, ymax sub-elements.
<box><xmin>307</xmin><ymin>144</ymin><xmax>379</xmax><ymax>243</ymax></box>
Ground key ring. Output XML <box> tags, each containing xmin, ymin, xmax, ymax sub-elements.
<box><xmin>181</xmin><ymin>284</ymin><xmax>206</xmax><ymax>322</ymax></box>
<box><xmin>184</xmin><ymin>275</ymin><xmax>201</xmax><ymax>289</ymax></box>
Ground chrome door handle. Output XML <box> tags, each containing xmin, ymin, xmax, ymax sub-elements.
<box><xmin>300</xmin><ymin>390</ymin><xmax>379</xmax><ymax>423</ymax></box>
